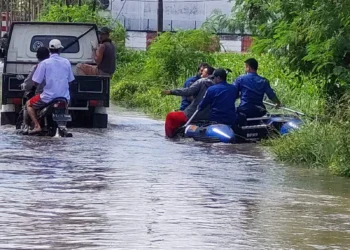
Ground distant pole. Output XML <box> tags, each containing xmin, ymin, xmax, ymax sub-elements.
<box><xmin>92</xmin><ymin>0</ymin><xmax>96</xmax><ymax>13</ymax></box>
<box><xmin>157</xmin><ymin>0</ymin><xmax>163</xmax><ymax>32</ymax></box>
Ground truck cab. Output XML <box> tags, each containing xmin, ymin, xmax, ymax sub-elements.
<box><xmin>1</xmin><ymin>22</ymin><xmax>111</xmax><ymax>128</ymax></box>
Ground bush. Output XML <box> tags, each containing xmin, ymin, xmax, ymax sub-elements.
<box><xmin>111</xmin><ymin>30</ymin><xmax>325</xmax><ymax>119</ymax></box>
<box><xmin>143</xmin><ymin>30</ymin><xmax>217</xmax><ymax>86</ymax></box>
<box><xmin>39</xmin><ymin>4</ymin><xmax>126</xmax><ymax>52</ymax></box>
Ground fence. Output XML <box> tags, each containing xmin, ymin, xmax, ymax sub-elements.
<box><xmin>116</xmin><ymin>16</ymin><xmax>235</xmax><ymax>33</ymax></box>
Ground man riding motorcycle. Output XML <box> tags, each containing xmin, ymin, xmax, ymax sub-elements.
<box><xmin>26</xmin><ymin>39</ymin><xmax>75</xmax><ymax>134</ymax></box>
<box><xmin>20</xmin><ymin>47</ymin><xmax>50</xmax><ymax>133</ymax></box>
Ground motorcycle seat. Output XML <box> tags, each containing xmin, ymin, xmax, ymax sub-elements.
<box><xmin>47</xmin><ymin>97</ymin><xmax>68</xmax><ymax>105</ymax></box>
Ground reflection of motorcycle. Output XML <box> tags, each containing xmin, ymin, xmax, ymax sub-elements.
<box><xmin>16</xmin><ymin>89</ymin><xmax>73</xmax><ymax>137</ymax></box>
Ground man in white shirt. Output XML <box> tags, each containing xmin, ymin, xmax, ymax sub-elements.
<box><xmin>27</xmin><ymin>39</ymin><xmax>75</xmax><ymax>134</ymax></box>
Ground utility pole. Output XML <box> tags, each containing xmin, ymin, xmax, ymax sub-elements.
<box><xmin>157</xmin><ymin>0</ymin><xmax>163</xmax><ymax>32</ymax></box>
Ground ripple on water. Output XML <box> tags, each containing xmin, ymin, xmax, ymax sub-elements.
<box><xmin>0</xmin><ymin>106</ymin><xmax>349</xmax><ymax>249</ymax></box>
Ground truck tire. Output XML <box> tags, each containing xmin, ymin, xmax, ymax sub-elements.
<box><xmin>93</xmin><ymin>113</ymin><xmax>108</xmax><ymax>128</ymax></box>
<box><xmin>1</xmin><ymin>111</ymin><xmax>17</xmax><ymax>125</ymax></box>
<box><xmin>92</xmin><ymin>107</ymin><xmax>108</xmax><ymax>128</ymax></box>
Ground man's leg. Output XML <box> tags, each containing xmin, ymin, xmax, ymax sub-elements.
<box><xmin>27</xmin><ymin>105</ymin><xmax>40</xmax><ymax>131</ymax></box>
<box><xmin>26</xmin><ymin>95</ymin><xmax>46</xmax><ymax>134</ymax></box>
<box><xmin>76</xmin><ymin>63</ymin><xmax>99</xmax><ymax>76</ymax></box>
<box><xmin>21</xmin><ymin>106</ymin><xmax>30</xmax><ymax>134</ymax></box>
<box><xmin>165</xmin><ymin>111</ymin><xmax>188</xmax><ymax>138</ymax></box>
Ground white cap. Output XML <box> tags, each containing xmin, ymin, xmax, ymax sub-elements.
<box><xmin>49</xmin><ymin>39</ymin><xmax>64</xmax><ymax>49</ymax></box>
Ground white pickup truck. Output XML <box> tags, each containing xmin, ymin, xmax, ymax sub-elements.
<box><xmin>1</xmin><ymin>22</ymin><xmax>111</xmax><ymax>128</ymax></box>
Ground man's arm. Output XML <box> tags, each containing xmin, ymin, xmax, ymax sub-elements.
<box><xmin>232</xmin><ymin>77</ymin><xmax>241</xmax><ymax>89</ymax></box>
<box><xmin>162</xmin><ymin>79</ymin><xmax>202</xmax><ymax>97</ymax></box>
<box><xmin>265</xmin><ymin>79</ymin><xmax>282</xmax><ymax>107</ymax></box>
<box><xmin>23</xmin><ymin>66</ymin><xmax>36</xmax><ymax>92</ymax></box>
<box><xmin>232</xmin><ymin>77</ymin><xmax>242</xmax><ymax>99</ymax></box>
<box><xmin>171</xmin><ymin>80</ymin><xmax>202</xmax><ymax>97</ymax></box>
<box><xmin>67</xmin><ymin>61</ymin><xmax>75</xmax><ymax>84</ymax></box>
<box><xmin>93</xmin><ymin>44</ymin><xmax>105</xmax><ymax>65</ymax></box>
<box><xmin>32</xmin><ymin>61</ymin><xmax>46</xmax><ymax>85</ymax></box>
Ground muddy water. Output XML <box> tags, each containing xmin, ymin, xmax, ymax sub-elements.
<box><xmin>0</xmin><ymin>105</ymin><xmax>349</xmax><ymax>249</ymax></box>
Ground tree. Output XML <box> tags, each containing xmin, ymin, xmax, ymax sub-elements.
<box><xmin>203</xmin><ymin>0</ymin><xmax>350</xmax><ymax>96</ymax></box>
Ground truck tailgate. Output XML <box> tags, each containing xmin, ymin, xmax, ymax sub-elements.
<box><xmin>2</xmin><ymin>74</ymin><xmax>110</xmax><ymax>107</ymax></box>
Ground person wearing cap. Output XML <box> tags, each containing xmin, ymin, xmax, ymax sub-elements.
<box><xmin>76</xmin><ymin>26</ymin><xmax>116</xmax><ymax>77</ymax></box>
<box><xmin>198</xmin><ymin>68</ymin><xmax>238</xmax><ymax>126</ymax></box>
<box><xmin>179</xmin><ymin>62</ymin><xmax>209</xmax><ymax>111</ymax></box>
<box><xmin>162</xmin><ymin>66</ymin><xmax>215</xmax><ymax>138</ymax></box>
<box><xmin>26</xmin><ymin>39</ymin><xmax>75</xmax><ymax>134</ymax></box>
<box><xmin>20</xmin><ymin>47</ymin><xmax>50</xmax><ymax>134</ymax></box>
<box><xmin>233</xmin><ymin>58</ymin><xmax>281</xmax><ymax>121</ymax></box>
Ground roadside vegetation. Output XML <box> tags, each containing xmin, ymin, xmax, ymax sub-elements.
<box><xmin>40</xmin><ymin>2</ymin><xmax>350</xmax><ymax>177</ymax></box>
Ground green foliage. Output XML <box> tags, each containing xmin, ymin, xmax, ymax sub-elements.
<box><xmin>202</xmin><ymin>0</ymin><xmax>350</xmax><ymax>96</ymax></box>
<box><xmin>39</xmin><ymin>4</ymin><xmax>126</xmax><ymax>51</ymax></box>
<box><xmin>111</xmin><ymin>29</ymin><xmax>324</xmax><ymax>118</ymax></box>
<box><xmin>268</xmin><ymin>114</ymin><xmax>350</xmax><ymax>177</ymax></box>
<box><xmin>143</xmin><ymin>30</ymin><xmax>217</xmax><ymax>86</ymax></box>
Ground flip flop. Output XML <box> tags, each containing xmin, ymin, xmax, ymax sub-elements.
<box><xmin>29</xmin><ymin>127</ymin><xmax>42</xmax><ymax>135</ymax></box>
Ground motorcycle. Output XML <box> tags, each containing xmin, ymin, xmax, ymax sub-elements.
<box><xmin>16</xmin><ymin>89</ymin><xmax>73</xmax><ymax>137</ymax></box>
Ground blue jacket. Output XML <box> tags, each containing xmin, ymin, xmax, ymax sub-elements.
<box><xmin>233</xmin><ymin>73</ymin><xmax>277</xmax><ymax>110</ymax></box>
<box><xmin>179</xmin><ymin>76</ymin><xmax>200</xmax><ymax>110</ymax></box>
<box><xmin>198</xmin><ymin>81</ymin><xmax>238</xmax><ymax>125</ymax></box>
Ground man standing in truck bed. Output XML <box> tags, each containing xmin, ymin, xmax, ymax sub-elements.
<box><xmin>76</xmin><ymin>27</ymin><xmax>116</xmax><ymax>77</ymax></box>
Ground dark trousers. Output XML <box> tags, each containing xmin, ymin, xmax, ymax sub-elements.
<box><xmin>236</xmin><ymin>106</ymin><xmax>267</xmax><ymax>126</ymax></box>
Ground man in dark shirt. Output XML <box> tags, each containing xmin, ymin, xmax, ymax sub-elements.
<box><xmin>162</xmin><ymin>66</ymin><xmax>215</xmax><ymax>138</ymax></box>
<box><xmin>76</xmin><ymin>27</ymin><xmax>116</xmax><ymax>77</ymax></box>
<box><xmin>198</xmin><ymin>68</ymin><xmax>238</xmax><ymax>126</ymax></box>
<box><xmin>179</xmin><ymin>62</ymin><xmax>209</xmax><ymax>110</ymax></box>
<box><xmin>233</xmin><ymin>58</ymin><xmax>281</xmax><ymax>119</ymax></box>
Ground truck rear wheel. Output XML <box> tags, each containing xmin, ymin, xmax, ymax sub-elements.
<box><xmin>93</xmin><ymin>113</ymin><xmax>108</xmax><ymax>128</ymax></box>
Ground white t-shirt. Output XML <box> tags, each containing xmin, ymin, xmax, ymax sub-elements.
<box><xmin>32</xmin><ymin>54</ymin><xmax>75</xmax><ymax>103</ymax></box>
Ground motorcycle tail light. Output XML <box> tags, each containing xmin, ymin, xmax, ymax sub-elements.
<box><xmin>54</xmin><ymin>101</ymin><xmax>67</xmax><ymax>109</ymax></box>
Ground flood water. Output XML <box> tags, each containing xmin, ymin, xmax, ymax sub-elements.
<box><xmin>0</xmin><ymin>104</ymin><xmax>349</xmax><ymax>249</ymax></box>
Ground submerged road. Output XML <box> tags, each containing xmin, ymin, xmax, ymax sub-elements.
<box><xmin>0</xmin><ymin>105</ymin><xmax>349</xmax><ymax>249</ymax></box>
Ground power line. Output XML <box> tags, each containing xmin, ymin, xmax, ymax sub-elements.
<box><xmin>116</xmin><ymin>0</ymin><xmax>127</xmax><ymax>18</ymax></box>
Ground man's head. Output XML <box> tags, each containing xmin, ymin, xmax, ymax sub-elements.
<box><xmin>98</xmin><ymin>27</ymin><xmax>111</xmax><ymax>42</ymax></box>
<box><xmin>201</xmin><ymin>66</ymin><xmax>215</xmax><ymax>78</ymax></box>
<box><xmin>197</xmin><ymin>62</ymin><xmax>210</xmax><ymax>77</ymax></box>
<box><xmin>244</xmin><ymin>58</ymin><xmax>258</xmax><ymax>73</ymax></box>
<box><xmin>3</xmin><ymin>33</ymin><xmax>8</xmax><ymax>39</ymax></box>
<box><xmin>36</xmin><ymin>47</ymin><xmax>50</xmax><ymax>62</ymax></box>
<box><xmin>49</xmin><ymin>39</ymin><xmax>64</xmax><ymax>54</ymax></box>
<box><xmin>212</xmin><ymin>68</ymin><xmax>227</xmax><ymax>84</ymax></box>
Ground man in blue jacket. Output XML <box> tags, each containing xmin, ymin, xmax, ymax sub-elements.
<box><xmin>198</xmin><ymin>68</ymin><xmax>238</xmax><ymax>126</ymax></box>
<box><xmin>233</xmin><ymin>58</ymin><xmax>282</xmax><ymax>119</ymax></box>
<box><xmin>179</xmin><ymin>62</ymin><xmax>209</xmax><ymax>110</ymax></box>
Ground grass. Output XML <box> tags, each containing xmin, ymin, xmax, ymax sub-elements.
<box><xmin>111</xmin><ymin>30</ymin><xmax>350</xmax><ymax>177</ymax></box>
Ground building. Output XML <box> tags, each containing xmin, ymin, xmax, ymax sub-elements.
<box><xmin>110</xmin><ymin>0</ymin><xmax>234</xmax><ymax>31</ymax></box>
<box><xmin>108</xmin><ymin>0</ymin><xmax>252</xmax><ymax>52</ymax></box>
